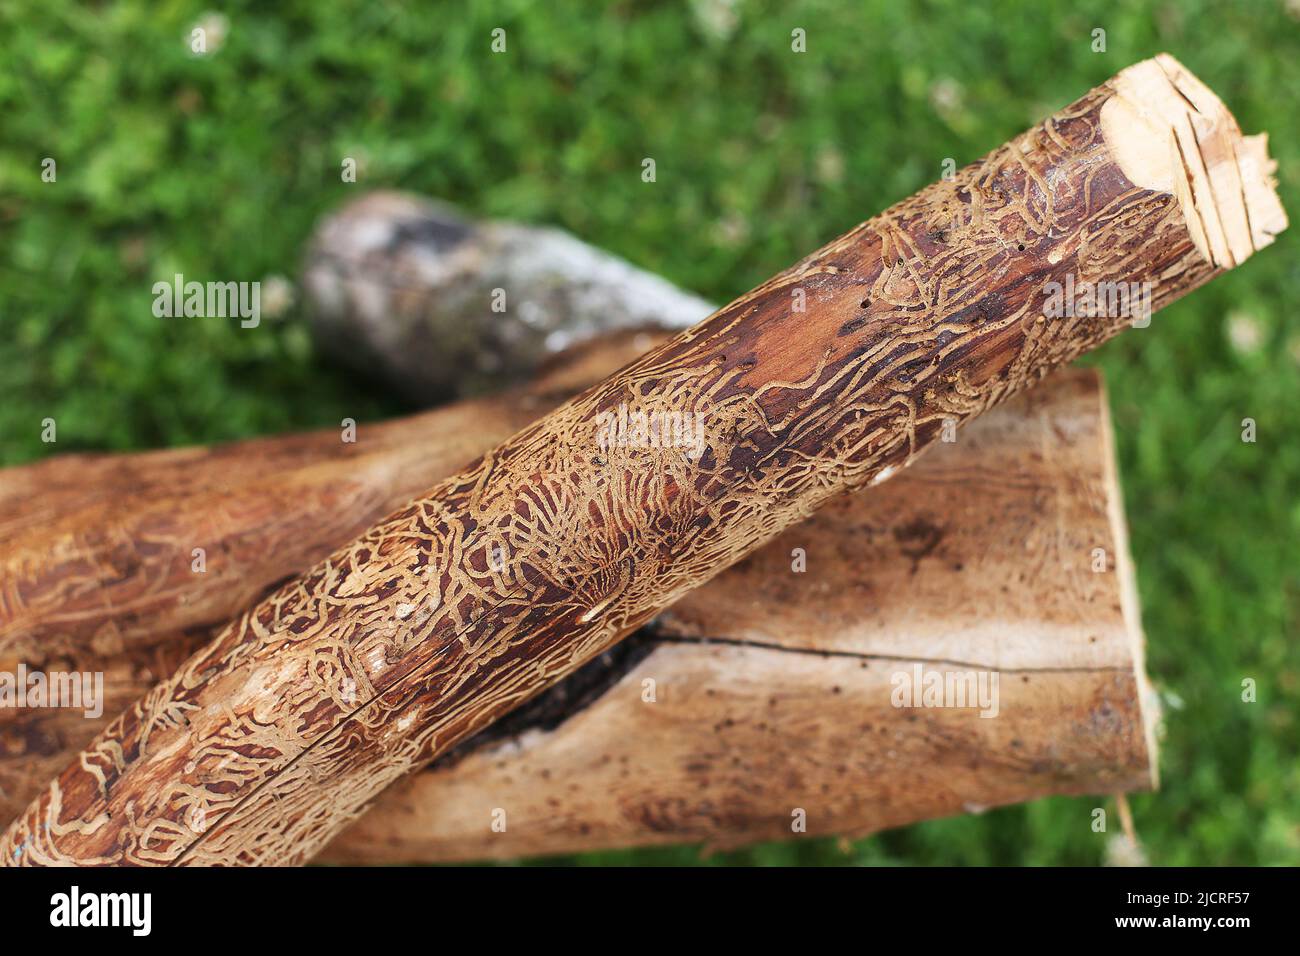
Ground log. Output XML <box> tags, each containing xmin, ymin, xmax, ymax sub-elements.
<box><xmin>0</xmin><ymin>330</ymin><xmax>661</xmax><ymax>827</ymax></box>
<box><xmin>301</xmin><ymin>192</ymin><xmax>712</xmax><ymax>401</ymax></box>
<box><xmin>319</xmin><ymin>367</ymin><xmax>1156</xmax><ymax>862</ymax></box>
<box><xmin>0</xmin><ymin>361</ymin><xmax>1153</xmax><ymax>849</ymax></box>
<box><xmin>2</xmin><ymin>54</ymin><xmax>1282</xmax><ymax>866</ymax></box>
<box><xmin>0</xmin><ymin>343</ymin><xmax>1149</xmax><ymax>842</ymax></box>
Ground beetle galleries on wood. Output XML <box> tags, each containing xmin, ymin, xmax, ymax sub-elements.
<box><xmin>1</xmin><ymin>54</ymin><xmax>1283</xmax><ymax>866</ymax></box>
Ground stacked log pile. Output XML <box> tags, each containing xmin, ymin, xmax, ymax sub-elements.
<box><xmin>0</xmin><ymin>54</ymin><xmax>1283</xmax><ymax>866</ymax></box>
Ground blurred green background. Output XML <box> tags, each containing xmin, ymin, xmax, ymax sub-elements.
<box><xmin>1</xmin><ymin>0</ymin><xmax>1296</xmax><ymax>865</ymax></box>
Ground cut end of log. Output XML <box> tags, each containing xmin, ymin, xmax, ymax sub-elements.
<box><xmin>1096</xmin><ymin>376</ymin><xmax>1161</xmax><ymax>793</ymax></box>
<box><xmin>1102</xmin><ymin>53</ymin><xmax>1287</xmax><ymax>270</ymax></box>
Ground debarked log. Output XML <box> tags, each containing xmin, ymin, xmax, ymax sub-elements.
<box><xmin>0</xmin><ymin>358</ymin><xmax>1153</xmax><ymax>851</ymax></box>
<box><xmin>319</xmin><ymin>367</ymin><xmax>1157</xmax><ymax>862</ymax></box>
<box><xmin>0</xmin><ymin>330</ymin><xmax>664</xmax><ymax>827</ymax></box>
<box><xmin>2</xmin><ymin>54</ymin><xmax>1282</xmax><ymax>866</ymax></box>
<box><xmin>0</xmin><ymin>356</ymin><xmax>1149</xmax><ymax>858</ymax></box>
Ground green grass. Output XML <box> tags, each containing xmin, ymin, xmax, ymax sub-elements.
<box><xmin>2</xmin><ymin>0</ymin><xmax>1297</xmax><ymax>865</ymax></box>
